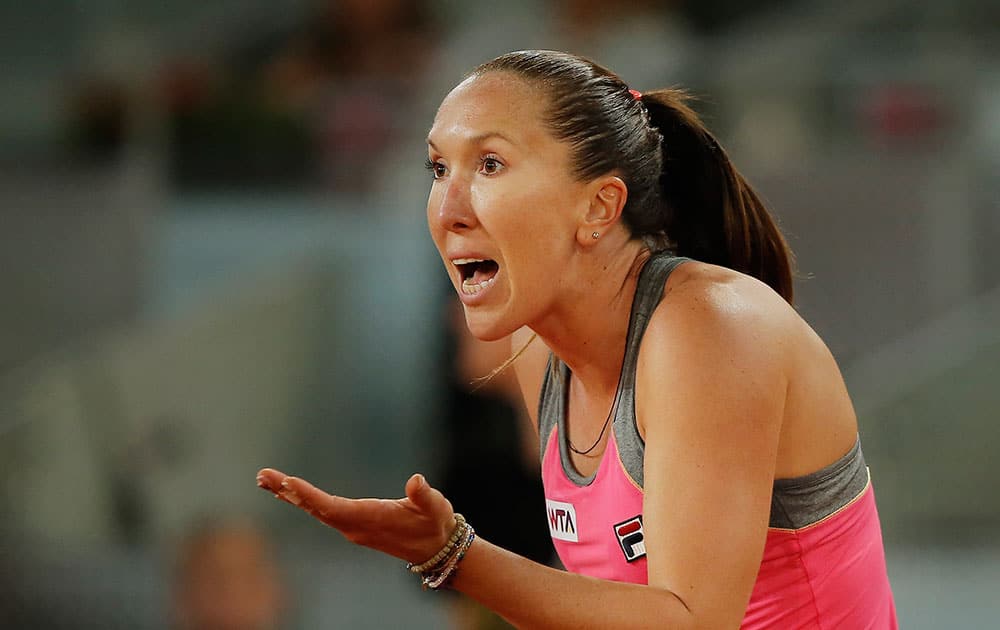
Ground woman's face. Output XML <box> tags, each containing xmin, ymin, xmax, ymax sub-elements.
<box><xmin>426</xmin><ymin>72</ymin><xmax>592</xmax><ymax>340</ymax></box>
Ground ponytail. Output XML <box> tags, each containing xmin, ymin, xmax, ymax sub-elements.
<box><xmin>640</xmin><ymin>89</ymin><xmax>795</xmax><ymax>304</ymax></box>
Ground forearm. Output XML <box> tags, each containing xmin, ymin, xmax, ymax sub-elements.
<box><xmin>450</xmin><ymin>537</ymin><xmax>694</xmax><ymax>630</ymax></box>
<box><xmin>255</xmin><ymin>471</ymin><xmax>697</xmax><ymax>628</ymax></box>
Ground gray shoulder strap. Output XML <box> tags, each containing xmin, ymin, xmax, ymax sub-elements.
<box><xmin>537</xmin><ymin>354</ymin><xmax>565</xmax><ymax>462</ymax></box>
<box><xmin>613</xmin><ymin>255</ymin><xmax>692</xmax><ymax>488</ymax></box>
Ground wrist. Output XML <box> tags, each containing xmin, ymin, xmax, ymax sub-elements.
<box><xmin>406</xmin><ymin>513</ymin><xmax>476</xmax><ymax>590</ymax></box>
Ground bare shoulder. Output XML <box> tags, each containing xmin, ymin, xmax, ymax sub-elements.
<box><xmin>510</xmin><ymin>326</ymin><xmax>552</xmax><ymax>430</ymax></box>
<box><xmin>635</xmin><ymin>262</ymin><xmax>801</xmax><ymax>436</ymax></box>
<box><xmin>645</xmin><ymin>260</ymin><xmax>800</xmax><ymax>352</ymax></box>
<box><xmin>641</xmin><ymin>261</ymin><xmax>859</xmax><ymax>478</ymax></box>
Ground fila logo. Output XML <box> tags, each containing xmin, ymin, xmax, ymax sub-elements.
<box><xmin>614</xmin><ymin>515</ymin><xmax>646</xmax><ymax>562</ymax></box>
<box><xmin>545</xmin><ymin>499</ymin><xmax>579</xmax><ymax>542</ymax></box>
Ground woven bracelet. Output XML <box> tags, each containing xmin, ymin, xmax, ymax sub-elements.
<box><xmin>422</xmin><ymin>524</ymin><xmax>476</xmax><ymax>590</ymax></box>
<box><xmin>407</xmin><ymin>513</ymin><xmax>466</xmax><ymax>574</ymax></box>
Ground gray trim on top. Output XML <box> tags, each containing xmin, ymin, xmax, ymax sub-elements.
<box><xmin>538</xmin><ymin>254</ymin><xmax>691</xmax><ymax>487</ymax></box>
<box><xmin>770</xmin><ymin>436</ymin><xmax>868</xmax><ymax>529</ymax></box>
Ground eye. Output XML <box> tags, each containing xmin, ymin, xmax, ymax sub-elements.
<box><xmin>425</xmin><ymin>158</ymin><xmax>447</xmax><ymax>180</ymax></box>
<box><xmin>479</xmin><ymin>155</ymin><xmax>504</xmax><ymax>176</ymax></box>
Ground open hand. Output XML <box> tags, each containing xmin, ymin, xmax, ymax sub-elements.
<box><xmin>256</xmin><ymin>468</ymin><xmax>456</xmax><ymax>565</ymax></box>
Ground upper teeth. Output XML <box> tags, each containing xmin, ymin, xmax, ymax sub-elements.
<box><xmin>454</xmin><ymin>258</ymin><xmax>486</xmax><ymax>265</ymax></box>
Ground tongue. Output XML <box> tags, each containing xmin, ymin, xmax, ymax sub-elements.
<box><xmin>472</xmin><ymin>261</ymin><xmax>498</xmax><ymax>284</ymax></box>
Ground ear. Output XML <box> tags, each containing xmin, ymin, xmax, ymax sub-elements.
<box><xmin>577</xmin><ymin>176</ymin><xmax>628</xmax><ymax>246</ymax></box>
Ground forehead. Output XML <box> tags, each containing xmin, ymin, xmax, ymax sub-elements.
<box><xmin>429</xmin><ymin>72</ymin><xmax>551</xmax><ymax>148</ymax></box>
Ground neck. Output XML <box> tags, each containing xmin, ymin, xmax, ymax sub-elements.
<box><xmin>530</xmin><ymin>240</ymin><xmax>650</xmax><ymax>398</ymax></box>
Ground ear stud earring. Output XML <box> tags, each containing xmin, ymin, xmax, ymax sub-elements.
<box><xmin>592</xmin><ymin>232</ymin><xmax>600</xmax><ymax>239</ymax></box>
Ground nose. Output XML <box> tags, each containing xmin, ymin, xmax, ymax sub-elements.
<box><xmin>431</xmin><ymin>176</ymin><xmax>477</xmax><ymax>233</ymax></box>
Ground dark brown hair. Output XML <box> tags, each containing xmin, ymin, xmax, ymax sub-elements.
<box><xmin>474</xmin><ymin>50</ymin><xmax>795</xmax><ymax>303</ymax></box>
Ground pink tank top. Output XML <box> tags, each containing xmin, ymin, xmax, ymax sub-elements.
<box><xmin>541</xmin><ymin>426</ymin><xmax>897</xmax><ymax>628</ymax></box>
<box><xmin>538</xmin><ymin>254</ymin><xmax>897</xmax><ymax>628</ymax></box>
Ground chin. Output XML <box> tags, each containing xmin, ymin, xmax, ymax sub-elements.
<box><xmin>463</xmin><ymin>308</ymin><xmax>517</xmax><ymax>342</ymax></box>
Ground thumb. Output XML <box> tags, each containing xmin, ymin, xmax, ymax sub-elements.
<box><xmin>405</xmin><ymin>473</ymin><xmax>441</xmax><ymax>511</ymax></box>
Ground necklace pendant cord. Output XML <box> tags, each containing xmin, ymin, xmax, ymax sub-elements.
<box><xmin>567</xmin><ymin>385</ymin><xmax>621</xmax><ymax>456</ymax></box>
<box><xmin>568</xmin><ymin>415</ymin><xmax>612</xmax><ymax>455</ymax></box>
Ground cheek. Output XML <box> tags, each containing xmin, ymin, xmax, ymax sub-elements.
<box><xmin>477</xmin><ymin>182</ymin><xmax>568</xmax><ymax>241</ymax></box>
<box><xmin>425</xmin><ymin>187</ymin><xmax>438</xmax><ymax>225</ymax></box>
<box><xmin>426</xmin><ymin>191</ymin><xmax>446</xmax><ymax>245</ymax></box>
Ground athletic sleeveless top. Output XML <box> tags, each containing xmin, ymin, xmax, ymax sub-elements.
<box><xmin>538</xmin><ymin>254</ymin><xmax>897</xmax><ymax>629</ymax></box>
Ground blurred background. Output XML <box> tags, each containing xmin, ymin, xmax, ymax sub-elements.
<box><xmin>1</xmin><ymin>0</ymin><xmax>998</xmax><ymax>628</ymax></box>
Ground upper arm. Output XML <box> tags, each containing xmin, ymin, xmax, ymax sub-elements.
<box><xmin>636</xmin><ymin>276</ymin><xmax>790</xmax><ymax>628</ymax></box>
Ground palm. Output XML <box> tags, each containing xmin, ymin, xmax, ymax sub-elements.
<box><xmin>256</xmin><ymin>468</ymin><xmax>455</xmax><ymax>564</ymax></box>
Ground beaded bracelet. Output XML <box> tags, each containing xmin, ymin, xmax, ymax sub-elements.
<box><xmin>407</xmin><ymin>513</ymin><xmax>467</xmax><ymax>574</ymax></box>
<box><xmin>422</xmin><ymin>524</ymin><xmax>476</xmax><ymax>590</ymax></box>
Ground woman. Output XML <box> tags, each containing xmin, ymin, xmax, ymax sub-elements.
<box><xmin>257</xmin><ymin>50</ymin><xmax>897</xmax><ymax>628</ymax></box>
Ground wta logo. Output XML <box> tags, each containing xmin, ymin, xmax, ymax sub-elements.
<box><xmin>614</xmin><ymin>515</ymin><xmax>646</xmax><ymax>562</ymax></box>
<box><xmin>545</xmin><ymin>499</ymin><xmax>579</xmax><ymax>542</ymax></box>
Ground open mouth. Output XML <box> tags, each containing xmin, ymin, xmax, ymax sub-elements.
<box><xmin>454</xmin><ymin>258</ymin><xmax>499</xmax><ymax>295</ymax></box>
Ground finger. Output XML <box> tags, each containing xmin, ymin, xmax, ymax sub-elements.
<box><xmin>279</xmin><ymin>476</ymin><xmax>371</xmax><ymax>528</ymax></box>
<box><xmin>256</xmin><ymin>469</ymin><xmax>298</xmax><ymax>507</ymax></box>
<box><xmin>272</xmin><ymin>490</ymin><xmax>299</xmax><ymax>507</ymax></box>
<box><xmin>256</xmin><ymin>468</ymin><xmax>288</xmax><ymax>493</ymax></box>
<box><xmin>404</xmin><ymin>473</ymin><xmax>448</xmax><ymax>514</ymax></box>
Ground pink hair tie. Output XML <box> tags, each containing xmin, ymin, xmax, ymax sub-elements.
<box><xmin>628</xmin><ymin>89</ymin><xmax>642</xmax><ymax>100</ymax></box>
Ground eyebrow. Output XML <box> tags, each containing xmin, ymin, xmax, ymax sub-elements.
<box><xmin>426</xmin><ymin>131</ymin><xmax>515</xmax><ymax>151</ymax></box>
